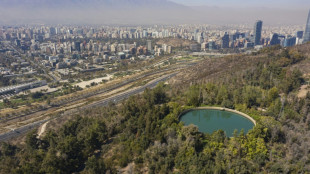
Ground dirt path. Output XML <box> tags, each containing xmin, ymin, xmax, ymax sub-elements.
<box><xmin>37</xmin><ymin>121</ymin><xmax>49</xmax><ymax>138</ymax></box>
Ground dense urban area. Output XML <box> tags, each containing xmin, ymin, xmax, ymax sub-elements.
<box><xmin>0</xmin><ymin>22</ymin><xmax>306</xmax><ymax>99</ymax></box>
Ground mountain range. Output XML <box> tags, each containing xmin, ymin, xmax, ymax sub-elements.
<box><xmin>0</xmin><ymin>0</ymin><xmax>308</xmax><ymax>25</ymax></box>
<box><xmin>0</xmin><ymin>0</ymin><xmax>192</xmax><ymax>25</ymax></box>
<box><xmin>0</xmin><ymin>0</ymin><xmax>183</xmax><ymax>8</ymax></box>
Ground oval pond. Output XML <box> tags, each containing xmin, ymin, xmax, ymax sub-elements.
<box><xmin>180</xmin><ymin>109</ymin><xmax>255</xmax><ymax>137</ymax></box>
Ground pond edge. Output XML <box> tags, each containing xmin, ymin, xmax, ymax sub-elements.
<box><xmin>179</xmin><ymin>107</ymin><xmax>257</xmax><ymax>126</ymax></box>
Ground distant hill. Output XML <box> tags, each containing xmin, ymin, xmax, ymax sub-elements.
<box><xmin>156</xmin><ymin>38</ymin><xmax>196</xmax><ymax>48</ymax></box>
<box><xmin>0</xmin><ymin>0</ymin><xmax>307</xmax><ymax>25</ymax></box>
<box><xmin>0</xmin><ymin>0</ymin><xmax>191</xmax><ymax>25</ymax></box>
<box><xmin>0</xmin><ymin>0</ymin><xmax>182</xmax><ymax>8</ymax></box>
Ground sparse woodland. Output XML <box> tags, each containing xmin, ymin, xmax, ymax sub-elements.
<box><xmin>1</xmin><ymin>44</ymin><xmax>310</xmax><ymax>173</ymax></box>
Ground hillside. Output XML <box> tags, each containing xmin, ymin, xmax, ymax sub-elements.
<box><xmin>156</xmin><ymin>38</ymin><xmax>196</xmax><ymax>48</ymax></box>
<box><xmin>171</xmin><ymin>44</ymin><xmax>310</xmax><ymax>85</ymax></box>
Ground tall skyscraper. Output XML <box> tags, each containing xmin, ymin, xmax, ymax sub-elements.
<box><xmin>254</xmin><ymin>20</ymin><xmax>263</xmax><ymax>46</ymax></box>
<box><xmin>221</xmin><ymin>32</ymin><xmax>230</xmax><ymax>48</ymax></box>
<box><xmin>303</xmin><ymin>10</ymin><xmax>310</xmax><ymax>43</ymax></box>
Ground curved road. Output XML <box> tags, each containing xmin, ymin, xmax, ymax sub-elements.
<box><xmin>0</xmin><ymin>73</ymin><xmax>177</xmax><ymax>141</ymax></box>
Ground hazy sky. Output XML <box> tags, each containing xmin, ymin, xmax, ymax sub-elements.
<box><xmin>0</xmin><ymin>0</ymin><xmax>309</xmax><ymax>25</ymax></box>
<box><xmin>172</xmin><ymin>0</ymin><xmax>310</xmax><ymax>9</ymax></box>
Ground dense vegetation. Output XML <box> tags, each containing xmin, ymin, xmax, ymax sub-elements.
<box><xmin>1</xmin><ymin>45</ymin><xmax>310</xmax><ymax>173</ymax></box>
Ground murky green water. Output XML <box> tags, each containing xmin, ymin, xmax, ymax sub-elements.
<box><xmin>180</xmin><ymin>109</ymin><xmax>255</xmax><ymax>137</ymax></box>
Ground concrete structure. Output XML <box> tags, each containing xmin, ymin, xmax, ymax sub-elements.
<box><xmin>179</xmin><ymin>107</ymin><xmax>256</xmax><ymax>126</ymax></box>
<box><xmin>221</xmin><ymin>32</ymin><xmax>230</xmax><ymax>48</ymax></box>
<box><xmin>270</xmin><ymin>33</ymin><xmax>280</xmax><ymax>45</ymax></box>
<box><xmin>296</xmin><ymin>31</ymin><xmax>304</xmax><ymax>39</ymax></box>
<box><xmin>190</xmin><ymin>44</ymin><xmax>199</xmax><ymax>51</ymax></box>
<box><xmin>208</xmin><ymin>41</ymin><xmax>216</xmax><ymax>50</ymax></box>
<box><xmin>0</xmin><ymin>80</ymin><xmax>47</xmax><ymax>96</ymax></box>
<box><xmin>147</xmin><ymin>40</ymin><xmax>152</xmax><ymax>52</ymax></box>
<box><xmin>283</xmin><ymin>36</ymin><xmax>296</xmax><ymax>47</ymax></box>
<box><xmin>303</xmin><ymin>10</ymin><xmax>310</xmax><ymax>43</ymax></box>
<box><xmin>244</xmin><ymin>42</ymin><xmax>254</xmax><ymax>48</ymax></box>
<box><xmin>254</xmin><ymin>20</ymin><xmax>263</xmax><ymax>45</ymax></box>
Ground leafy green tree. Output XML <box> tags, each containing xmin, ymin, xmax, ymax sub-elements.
<box><xmin>186</xmin><ymin>85</ymin><xmax>202</xmax><ymax>107</ymax></box>
<box><xmin>25</xmin><ymin>130</ymin><xmax>39</xmax><ymax>149</ymax></box>
<box><xmin>267</xmin><ymin>87</ymin><xmax>279</xmax><ymax>105</ymax></box>
<box><xmin>0</xmin><ymin>143</ymin><xmax>17</xmax><ymax>156</ymax></box>
<box><xmin>204</xmin><ymin>83</ymin><xmax>218</xmax><ymax>105</ymax></box>
<box><xmin>242</xmin><ymin>86</ymin><xmax>262</xmax><ymax>108</ymax></box>
<box><xmin>85</xmin><ymin>155</ymin><xmax>106</xmax><ymax>174</ymax></box>
<box><xmin>216</xmin><ymin>86</ymin><xmax>228</xmax><ymax>105</ymax></box>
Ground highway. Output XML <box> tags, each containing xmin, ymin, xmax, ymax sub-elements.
<box><xmin>0</xmin><ymin>67</ymin><xmax>178</xmax><ymax>122</ymax></box>
<box><xmin>0</xmin><ymin>73</ymin><xmax>177</xmax><ymax>142</ymax></box>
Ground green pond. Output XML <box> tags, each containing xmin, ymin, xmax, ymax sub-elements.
<box><xmin>180</xmin><ymin>109</ymin><xmax>255</xmax><ymax>137</ymax></box>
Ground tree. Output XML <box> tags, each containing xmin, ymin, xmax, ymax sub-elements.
<box><xmin>85</xmin><ymin>155</ymin><xmax>106</xmax><ymax>174</ymax></box>
<box><xmin>31</xmin><ymin>92</ymin><xmax>44</xmax><ymax>99</ymax></box>
<box><xmin>25</xmin><ymin>130</ymin><xmax>39</xmax><ymax>149</ymax></box>
<box><xmin>267</xmin><ymin>87</ymin><xmax>279</xmax><ymax>105</ymax></box>
<box><xmin>242</xmin><ymin>86</ymin><xmax>262</xmax><ymax>108</ymax></box>
<box><xmin>186</xmin><ymin>85</ymin><xmax>202</xmax><ymax>107</ymax></box>
<box><xmin>216</xmin><ymin>86</ymin><xmax>228</xmax><ymax>105</ymax></box>
<box><xmin>204</xmin><ymin>83</ymin><xmax>218</xmax><ymax>105</ymax></box>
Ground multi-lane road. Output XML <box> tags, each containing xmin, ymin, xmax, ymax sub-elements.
<box><xmin>0</xmin><ymin>73</ymin><xmax>177</xmax><ymax>141</ymax></box>
<box><xmin>0</xmin><ymin>67</ymin><xmax>177</xmax><ymax>123</ymax></box>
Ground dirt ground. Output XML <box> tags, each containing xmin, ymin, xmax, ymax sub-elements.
<box><xmin>298</xmin><ymin>85</ymin><xmax>310</xmax><ymax>98</ymax></box>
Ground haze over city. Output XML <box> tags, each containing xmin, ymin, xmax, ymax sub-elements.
<box><xmin>0</xmin><ymin>0</ymin><xmax>309</xmax><ymax>25</ymax></box>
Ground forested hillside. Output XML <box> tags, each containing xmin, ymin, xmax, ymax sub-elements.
<box><xmin>1</xmin><ymin>44</ymin><xmax>310</xmax><ymax>173</ymax></box>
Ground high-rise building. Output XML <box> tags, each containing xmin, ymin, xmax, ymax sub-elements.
<box><xmin>49</xmin><ymin>27</ymin><xmax>56</xmax><ymax>36</ymax></box>
<box><xmin>296</xmin><ymin>31</ymin><xmax>304</xmax><ymax>39</ymax></box>
<box><xmin>303</xmin><ymin>10</ymin><xmax>310</xmax><ymax>43</ymax></box>
<box><xmin>270</xmin><ymin>33</ymin><xmax>280</xmax><ymax>46</ymax></box>
<box><xmin>197</xmin><ymin>35</ymin><xmax>203</xmax><ymax>44</ymax></box>
<box><xmin>147</xmin><ymin>40</ymin><xmax>152</xmax><ymax>51</ymax></box>
<box><xmin>167</xmin><ymin>46</ymin><xmax>172</xmax><ymax>54</ymax></box>
<box><xmin>74</xmin><ymin>42</ymin><xmax>81</xmax><ymax>52</ymax></box>
<box><xmin>283</xmin><ymin>36</ymin><xmax>296</xmax><ymax>47</ymax></box>
<box><xmin>208</xmin><ymin>41</ymin><xmax>216</xmax><ymax>50</ymax></box>
<box><xmin>15</xmin><ymin>39</ymin><xmax>21</xmax><ymax>47</ymax></box>
<box><xmin>254</xmin><ymin>20</ymin><xmax>263</xmax><ymax>46</ymax></box>
<box><xmin>221</xmin><ymin>32</ymin><xmax>230</xmax><ymax>48</ymax></box>
<box><xmin>143</xmin><ymin>30</ymin><xmax>148</xmax><ymax>38</ymax></box>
